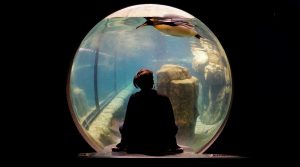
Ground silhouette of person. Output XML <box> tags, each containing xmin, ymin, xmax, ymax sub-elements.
<box><xmin>112</xmin><ymin>69</ymin><xmax>183</xmax><ymax>155</ymax></box>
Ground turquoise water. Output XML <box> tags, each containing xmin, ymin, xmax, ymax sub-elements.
<box><xmin>69</xmin><ymin>17</ymin><xmax>232</xmax><ymax>152</ymax></box>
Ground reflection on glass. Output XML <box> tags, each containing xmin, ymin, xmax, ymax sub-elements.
<box><xmin>68</xmin><ymin>4</ymin><xmax>232</xmax><ymax>154</ymax></box>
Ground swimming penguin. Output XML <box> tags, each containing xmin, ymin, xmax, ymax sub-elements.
<box><xmin>136</xmin><ymin>16</ymin><xmax>201</xmax><ymax>39</ymax></box>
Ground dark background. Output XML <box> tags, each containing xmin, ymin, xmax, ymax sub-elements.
<box><xmin>14</xmin><ymin>0</ymin><xmax>298</xmax><ymax>164</ymax></box>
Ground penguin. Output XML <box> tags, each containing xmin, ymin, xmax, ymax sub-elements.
<box><xmin>136</xmin><ymin>16</ymin><xmax>201</xmax><ymax>39</ymax></box>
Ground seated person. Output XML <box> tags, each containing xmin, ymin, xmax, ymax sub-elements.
<box><xmin>112</xmin><ymin>69</ymin><xmax>183</xmax><ymax>155</ymax></box>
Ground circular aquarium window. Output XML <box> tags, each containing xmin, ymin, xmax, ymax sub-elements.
<box><xmin>67</xmin><ymin>4</ymin><xmax>232</xmax><ymax>154</ymax></box>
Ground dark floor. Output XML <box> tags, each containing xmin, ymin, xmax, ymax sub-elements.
<box><xmin>79</xmin><ymin>144</ymin><xmax>241</xmax><ymax>158</ymax></box>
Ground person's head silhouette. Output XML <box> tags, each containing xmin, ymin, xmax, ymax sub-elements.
<box><xmin>133</xmin><ymin>69</ymin><xmax>154</xmax><ymax>90</ymax></box>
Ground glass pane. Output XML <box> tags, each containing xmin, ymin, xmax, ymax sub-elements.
<box><xmin>68</xmin><ymin>4</ymin><xmax>232</xmax><ymax>154</ymax></box>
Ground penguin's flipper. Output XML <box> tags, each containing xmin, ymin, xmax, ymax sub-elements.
<box><xmin>171</xmin><ymin>19</ymin><xmax>196</xmax><ymax>30</ymax></box>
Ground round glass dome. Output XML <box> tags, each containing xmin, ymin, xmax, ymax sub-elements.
<box><xmin>67</xmin><ymin>4</ymin><xmax>232</xmax><ymax>154</ymax></box>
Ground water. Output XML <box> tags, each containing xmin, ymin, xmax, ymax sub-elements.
<box><xmin>69</xmin><ymin>17</ymin><xmax>232</xmax><ymax>153</ymax></box>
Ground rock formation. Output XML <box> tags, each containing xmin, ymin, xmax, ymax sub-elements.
<box><xmin>191</xmin><ymin>41</ymin><xmax>230</xmax><ymax>125</ymax></box>
<box><xmin>156</xmin><ymin>64</ymin><xmax>199</xmax><ymax>143</ymax></box>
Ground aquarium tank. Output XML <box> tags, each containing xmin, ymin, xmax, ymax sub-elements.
<box><xmin>67</xmin><ymin>4</ymin><xmax>232</xmax><ymax>154</ymax></box>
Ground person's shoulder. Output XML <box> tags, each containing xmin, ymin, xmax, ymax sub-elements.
<box><xmin>155</xmin><ymin>90</ymin><xmax>169</xmax><ymax>100</ymax></box>
<box><xmin>131</xmin><ymin>91</ymin><xmax>141</xmax><ymax>98</ymax></box>
<box><xmin>128</xmin><ymin>92</ymin><xmax>136</xmax><ymax>99</ymax></box>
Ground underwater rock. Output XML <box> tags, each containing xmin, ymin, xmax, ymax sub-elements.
<box><xmin>207</xmin><ymin>49</ymin><xmax>220</xmax><ymax>65</ymax></box>
<box><xmin>156</xmin><ymin>64</ymin><xmax>191</xmax><ymax>96</ymax></box>
<box><xmin>169</xmin><ymin>77</ymin><xmax>199</xmax><ymax>140</ymax></box>
<box><xmin>200</xmin><ymin>86</ymin><xmax>227</xmax><ymax>125</ymax></box>
<box><xmin>192</xmin><ymin>51</ymin><xmax>208</xmax><ymax>73</ymax></box>
<box><xmin>198</xmin><ymin>62</ymin><xmax>227</xmax><ymax>124</ymax></box>
<box><xmin>204</xmin><ymin>62</ymin><xmax>225</xmax><ymax>86</ymax></box>
<box><xmin>191</xmin><ymin>46</ymin><xmax>228</xmax><ymax>124</ymax></box>
<box><xmin>156</xmin><ymin>64</ymin><xmax>199</xmax><ymax>143</ymax></box>
<box><xmin>157</xmin><ymin>64</ymin><xmax>191</xmax><ymax>82</ymax></box>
